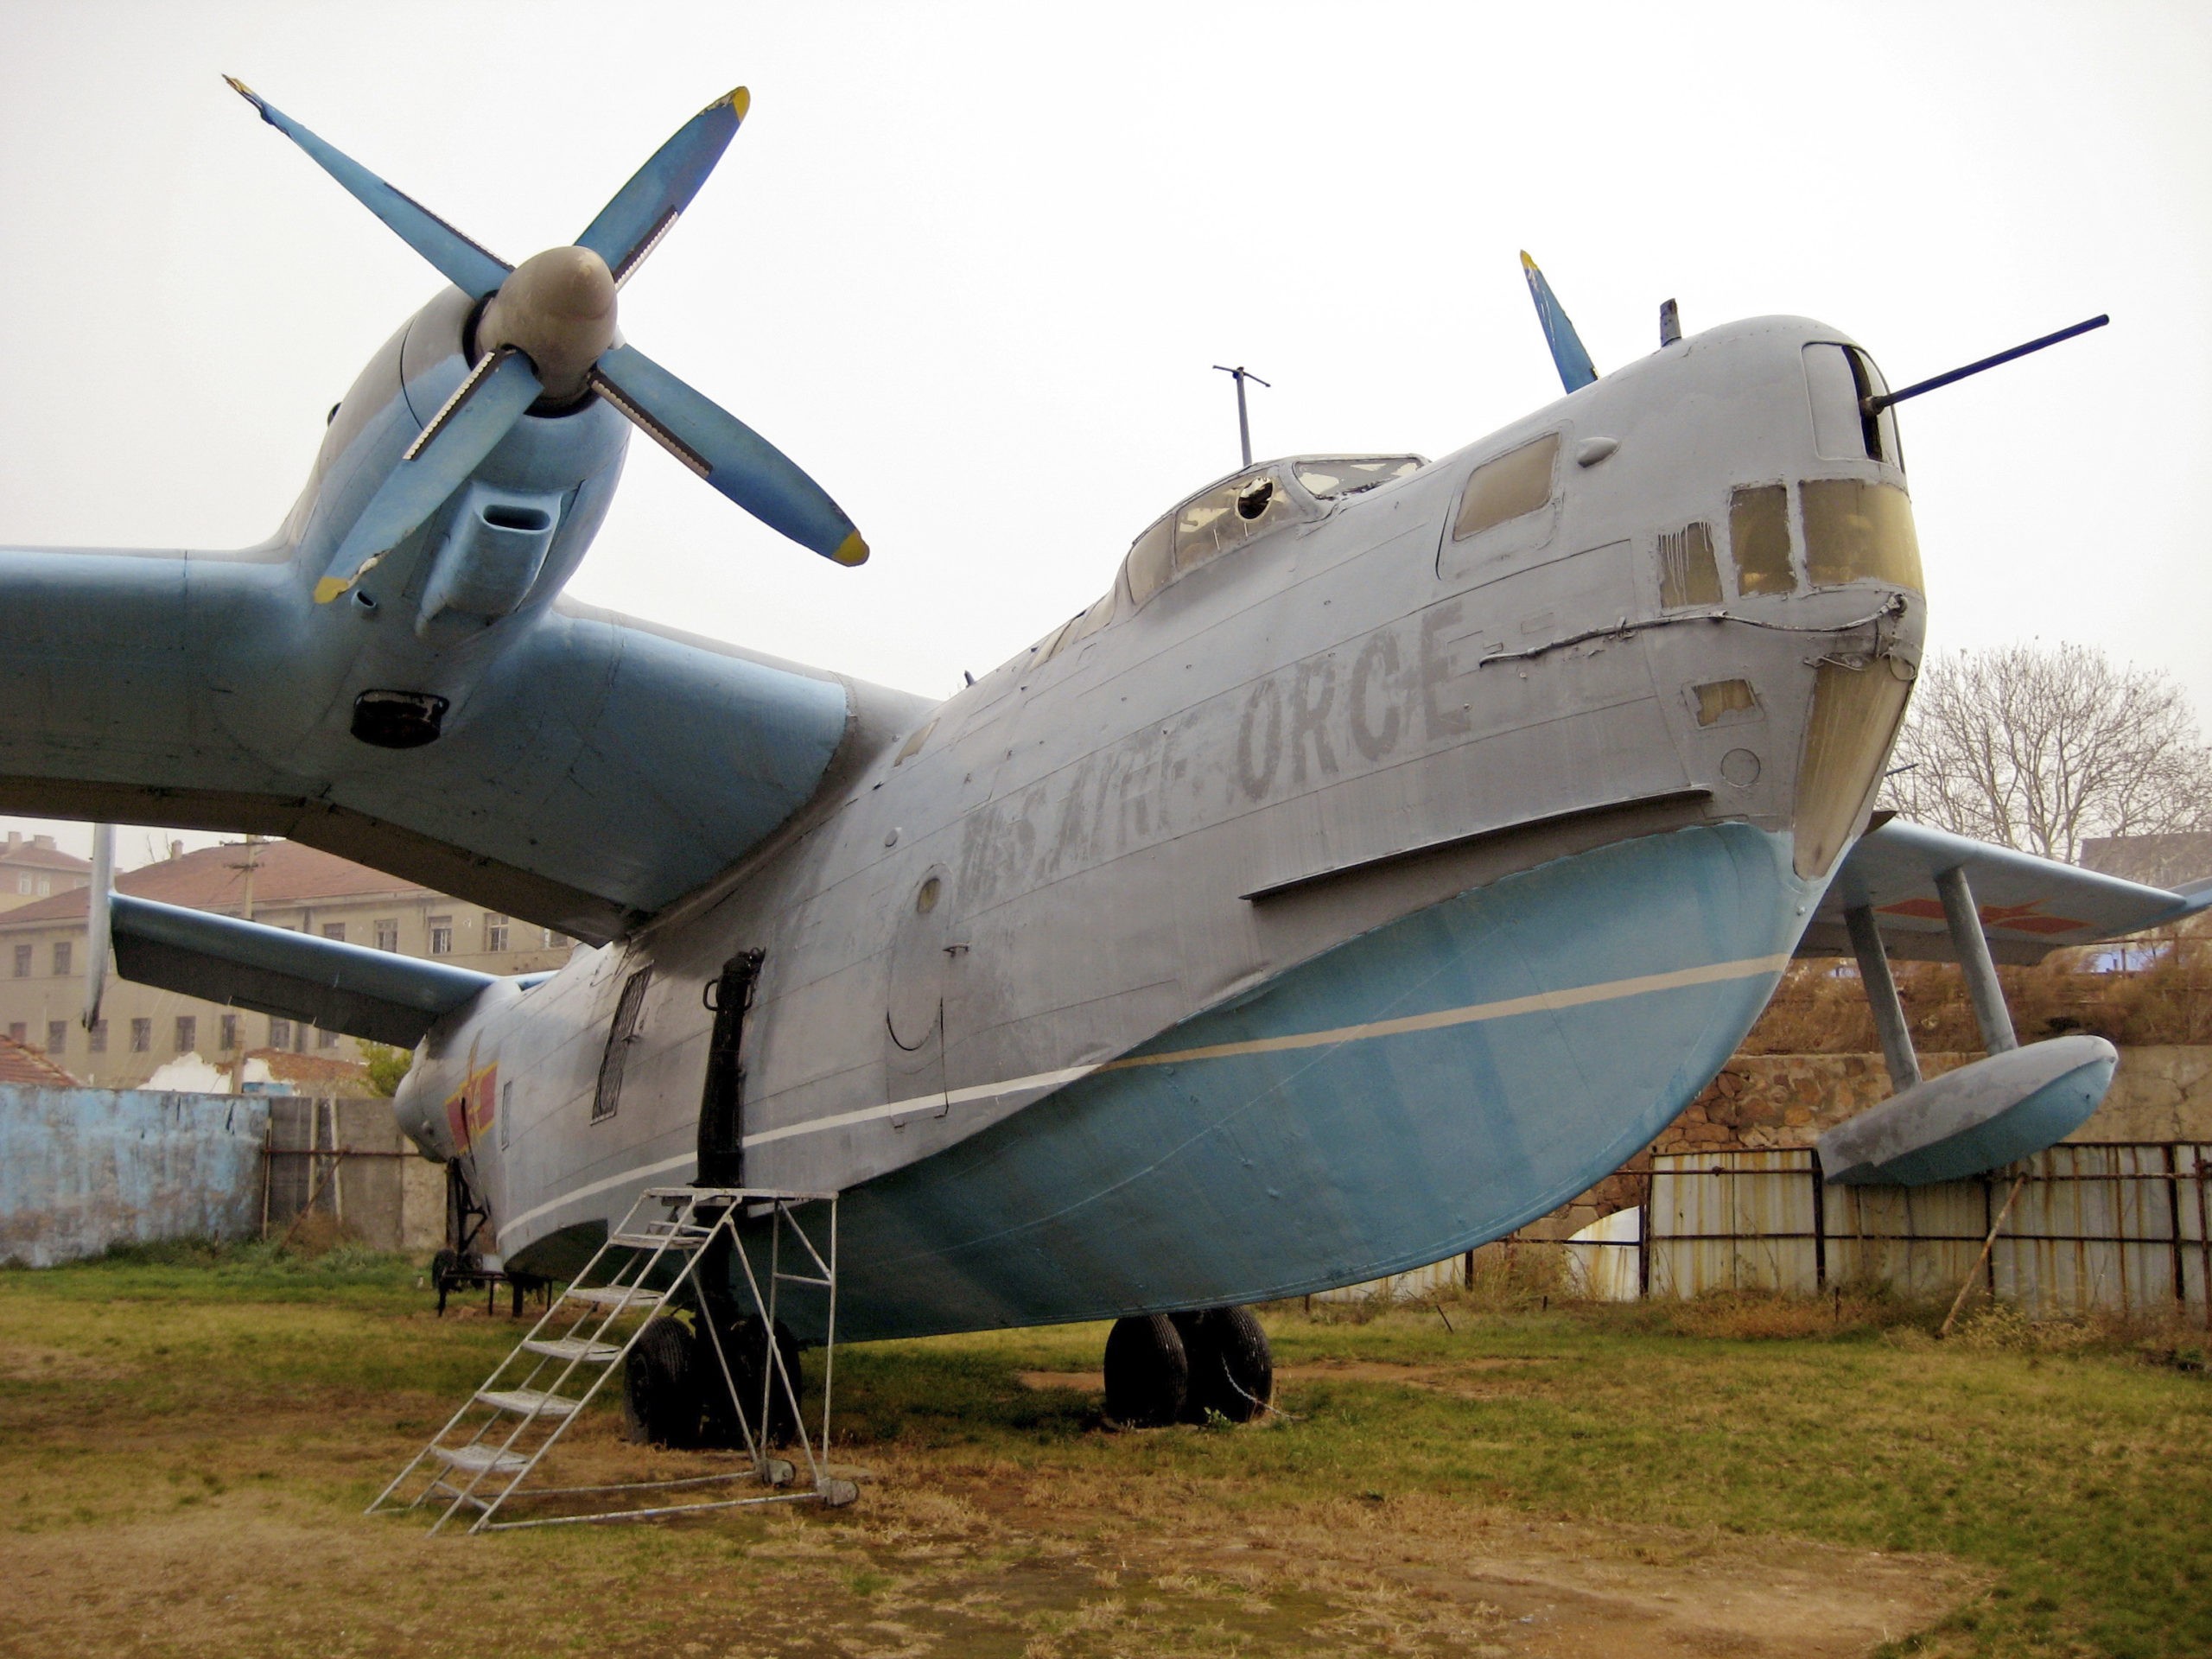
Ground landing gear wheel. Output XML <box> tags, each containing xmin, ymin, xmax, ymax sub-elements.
<box><xmin>697</xmin><ymin>1313</ymin><xmax>805</xmax><ymax>1449</ymax></box>
<box><xmin>1172</xmin><ymin>1306</ymin><xmax>1273</xmax><ymax>1423</ymax></box>
<box><xmin>1103</xmin><ymin>1314</ymin><xmax>1189</xmax><ymax>1427</ymax></box>
<box><xmin>623</xmin><ymin>1317</ymin><xmax>702</xmax><ymax>1447</ymax></box>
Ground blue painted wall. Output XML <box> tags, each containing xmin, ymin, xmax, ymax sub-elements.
<box><xmin>0</xmin><ymin>1086</ymin><xmax>270</xmax><ymax>1267</ymax></box>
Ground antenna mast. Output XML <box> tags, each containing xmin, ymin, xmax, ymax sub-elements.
<box><xmin>1211</xmin><ymin>365</ymin><xmax>1270</xmax><ymax>467</ymax></box>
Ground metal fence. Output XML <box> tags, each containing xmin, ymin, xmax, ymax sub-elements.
<box><xmin>1624</xmin><ymin>1142</ymin><xmax>2211</xmax><ymax>1321</ymax></box>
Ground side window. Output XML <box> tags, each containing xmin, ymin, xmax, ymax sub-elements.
<box><xmin>1126</xmin><ymin>515</ymin><xmax>1175</xmax><ymax>607</ymax></box>
<box><xmin>1656</xmin><ymin>522</ymin><xmax>1722</xmax><ymax>609</ymax></box>
<box><xmin>593</xmin><ymin>966</ymin><xmax>653</xmax><ymax>1122</ymax></box>
<box><xmin>1452</xmin><ymin>433</ymin><xmax>1559</xmax><ymax>542</ymax></box>
<box><xmin>1728</xmin><ymin>485</ymin><xmax>1795</xmax><ymax>595</ymax></box>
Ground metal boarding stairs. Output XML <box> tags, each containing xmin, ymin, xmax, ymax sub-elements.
<box><xmin>368</xmin><ymin>1186</ymin><xmax>854</xmax><ymax>1534</ymax></box>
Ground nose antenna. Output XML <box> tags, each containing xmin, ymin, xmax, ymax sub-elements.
<box><xmin>1212</xmin><ymin>365</ymin><xmax>1271</xmax><ymax>467</ymax></box>
<box><xmin>1865</xmin><ymin>315</ymin><xmax>2109</xmax><ymax>415</ymax></box>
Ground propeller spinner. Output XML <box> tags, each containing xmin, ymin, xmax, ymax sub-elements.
<box><xmin>224</xmin><ymin>78</ymin><xmax>868</xmax><ymax>604</ymax></box>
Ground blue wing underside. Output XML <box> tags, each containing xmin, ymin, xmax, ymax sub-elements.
<box><xmin>0</xmin><ymin>543</ymin><xmax>886</xmax><ymax>944</ymax></box>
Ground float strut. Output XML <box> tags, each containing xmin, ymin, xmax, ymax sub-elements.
<box><xmin>1844</xmin><ymin>905</ymin><xmax>1921</xmax><ymax>1091</ymax></box>
<box><xmin>1935</xmin><ymin>867</ymin><xmax>2018</xmax><ymax>1054</ymax></box>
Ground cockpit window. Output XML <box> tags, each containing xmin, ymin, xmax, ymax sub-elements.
<box><xmin>1294</xmin><ymin>456</ymin><xmax>1422</xmax><ymax>499</ymax></box>
<box><xmin>1452</xmin><ymin>433</ymin><xmax>1559</xmax><ymax>541</ymax></box>
<box><xmin>1174</xmin><ymin>469</ymin><xmax>1304</xmax><ymax>576</ymax></box>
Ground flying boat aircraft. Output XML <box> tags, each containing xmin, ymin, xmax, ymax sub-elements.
<box><xmin>3</xmin><ymin>83</ymin><xmax>2204</xmax><ymax>1446</ymax></box>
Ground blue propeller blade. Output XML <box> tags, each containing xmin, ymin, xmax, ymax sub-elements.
<box><xmin>1520</xmin><ymin>251</ymin><xmax>1599</xmax><ymax>394</ymax></box>
<box><xmin>575</xmin><ymin>88</ymin><xmax>750</xmax><ymax>285</ymax></box>
<box><xmin>315</xmin><ymin>351</ymin><xmax>543</xmax><ymax>602</ymax></box>
<box><xmin>591</xmin><ymin>344</ymin><xmax>868</xmax><ymax>565</ymax></box>
<box><xmin>225</xmin><ymin>76</ymin><xmax>512</xmax><ymax>300</ymax></box>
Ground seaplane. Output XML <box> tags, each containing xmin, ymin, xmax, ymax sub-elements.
<box><xmin>3</xmin><ymin>81</ymin><xmax>2202</xmax><ymax>1475</ymax></box>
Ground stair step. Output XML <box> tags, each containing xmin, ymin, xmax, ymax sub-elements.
<box><xmin>432</xmin><ymin>1443</ymin><xmax>532</xmax><ymax>1476</ymax></box>
<box><xmin>611</xmin><ymin>1230</ymin><xmax>709</xmax><ymax>1250</ymax></box>
<box><xmin>564</xmin><ymin>1285</ymin><xmax>664</xmax><ymax>1309</ymax></box>
<box><xmin>522</xmin><ymin>1337</ymin><xmax>623</xmax><ymax>1363</ymax></box>
<box><xmin>478</xmin><ymin>1388</ymin><xmax>582</xmax><ymax>1420</ymax></box>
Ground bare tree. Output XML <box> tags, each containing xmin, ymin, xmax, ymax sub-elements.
<box><xmin>1880</xmin><ymin>644</ymin><xmax>2212</xmax><ymax>862</ymax></box>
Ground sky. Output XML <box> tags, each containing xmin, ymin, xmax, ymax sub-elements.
<box><xmin>1</xmin><ymin>0</ymin><xmax>2207</xmax><ymax>867</ymax></box>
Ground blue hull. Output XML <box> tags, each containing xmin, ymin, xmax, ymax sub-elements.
<box><xmin>781</xmin><ymin>822</ymin><xmax>1817</xmax><ymax>1341</ymax></box>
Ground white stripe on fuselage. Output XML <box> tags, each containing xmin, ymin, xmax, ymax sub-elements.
<box><xmin>499</xmin><ymin>951</ymin><xmax>1789</xmax><ymax>1243</ymax></box>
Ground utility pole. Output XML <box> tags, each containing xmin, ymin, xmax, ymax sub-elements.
<box><xmin>1211</xmin><ymin>364</ymin><xmax>1270</xmax><ymax>467</ymax></box>
<box><xmin>227</xmin><ymin>836</ymin><xmax>264</xmax><ymax>924</ymax></box>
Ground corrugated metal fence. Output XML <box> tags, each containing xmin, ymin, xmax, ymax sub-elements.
<box><xmin>1613</xmin><ymin>1143</ymin><xmax>2211</xmax><ymax>1319</ymax></box>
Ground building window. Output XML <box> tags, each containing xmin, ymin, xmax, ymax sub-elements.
<box><xmin>88</xmin><ymin>1020</ymin><xmax>106</xmax><ymax>1054</ymax></box>
<box><xmin>375</xmin><ymin>918</ymin><xmax>398</xmax><ymax>952</ymax></box>
<box><xmin>219</xmin><ymin>1014</ymin><xmax>238</xmax><ymax>1052</ymax></box>
<box><xmin>130</xmin><ymin>1018</ymin><xmax>151</xmax><ymax>1052</ymax></box>
<box><xmin>269</xmin><ymin>1017</ymin><xmax>291</xmax><ymax>1048</ymax></box>
<box><xmin>46</xmin><ymin>1020</ymin><xmax>66</xmax><ymax>1054</ymax></box>
<box><xmin>52</xmin><ymin>940</ymin><xmax>71</xmax><ymax>976</ymax></box>
<box><xmin>429</xmin><ymin>915</ymin><xmax>454</xmax><ymax>955</ymax></box>
<box><xmin>485</xmin><ymin>913</ymin><xmax>510</xmax><ymax>952</ymax></box>
<box><xmin>543</xmin><ymin>928</ymin><xmax>567</xmax><ymax>949</ymax></box>
<box><xmin>13</xmin><ymin>874</ymin><xmax>27</xmax><ymax>893</ymax></box>
<box><xmin>321</xmin><ymin>922</ymin><xmax>346</xmax><ymax>943</ymax></box>
<box><xmin>11</xmin><ymin>944</ymin><xmax>29</xmax><ymax>977</ymax></box>
<box><xmin>175</xmin><ymin>1016</ymin><xmax>195</xmax><ymax>1053</ymax></box>
<box><xmin>317</xmin><ymin>1027</ymin><xmax>337</xmax><ymax>1049</ymax></box>
<box><xmin>6</xmin><ymin>1022</ymin><xmax>24</xmax><ymax>1044</ymax></box>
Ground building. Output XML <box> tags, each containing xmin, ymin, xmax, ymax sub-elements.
<box><xmin>0</xmin><ymin>832</ymin><xmax>91</xmax><ymax>914</ymax></box>
<box><xmin>2080</xmin><ymin>831</ymin><xmax>2212</xmax><ymax>891</ymax></box>
<box><xmin>0</xmin><ymin>838</ymin><xmax>574</xmax><ymax>1088</ymax></box>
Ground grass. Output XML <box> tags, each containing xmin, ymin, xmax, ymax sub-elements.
<box><xmin>0</xmin><ymin>1243</ymin><xmax>2205</xmax><ymax>1656</ymax></box>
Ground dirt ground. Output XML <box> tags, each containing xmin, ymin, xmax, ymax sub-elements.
<box><xmin>0</xmin><ymin>1307</ymin><xmax>1984</xmax><ymax>1659</ymax></box>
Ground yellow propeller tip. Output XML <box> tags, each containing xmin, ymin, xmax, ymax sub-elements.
<box><xmin>722</xmin><ymin>86</ymin><xmax>751</xmax><ymax>120</ymax></box>
<box><xmin>832</xmin><ymin>531</ymin><xmax>869</xmax><ymax>567</ymax></box>
<box><xmin>313</xmin><ymin>575</ymin><xmax>350</xmax><ymax>605</ymax></box>
<box><xmin>1520</xmin><ymin>250</ymin><xmax>1537</xmax><ymax>270</ymax></box>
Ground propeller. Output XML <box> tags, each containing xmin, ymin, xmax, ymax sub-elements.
<box><xmin>225</xmin><ymin>78</ymin><xmax>868</xmax><ymax>602</ymax></box>
<box><xmin>1520</xmin><ymin>251</ymin><xmax>1599</xmax><ymax>395</ymax></box>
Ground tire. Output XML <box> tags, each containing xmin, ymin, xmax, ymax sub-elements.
<box><xmin>623</xmin><ymin>1317</ymin><xmax>702</xmax><ymax>1447</ymax></box>
<box><xmin>1103</xmin><ymin>1314</ymin><xmax>1189</xmax><ymax>1427</ymax></box>
<box><xmin>697</xmin><ymin>1313</ymin><xmax>804</xmax><ymax>1449</ymax></box>
<box><xmin>1173</xmin><ymin>1306</ymin><xmax>1273</xmax><ymax>1424</ymax></box>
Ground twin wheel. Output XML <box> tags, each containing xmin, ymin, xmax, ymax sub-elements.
<box><xmin>1103</xmin><ymin>1306</ymin><xmax>1274</xmax><ymax>1427</ymax></box>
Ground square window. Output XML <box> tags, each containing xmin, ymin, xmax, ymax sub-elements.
<box><xmin>88</xmin><ymin>1020</ymin><xmax>106</xmax><ymax>1054</ymax></box>
<box><xmin>130</xmin><ymin>1018</ymin><xmax>151</xmax><ymax>1052</ymax></box>
<box><xmin>6</xmin><ymin>1021</ymin><xmax>24</xmax><ymax>1044</ymax></box>
<box><xmin>175</xmin><ymin>1015</ymin><xmax>196</xmax><ymax>1053</ymax></box>
<box><xmin>316</xmin><ymin>1027</ymin><xmax>337</xmax><ymax>1049</ymax></box>
<box><xmin>269</xmin><ymin>1017</ymin><xmax>291</xmax><ymax>1048</ymax></box>
<box><xmin>429</xmin><ymin>915</ymin><xmax>454</xmax><ymax>956</ymax></box>
<box><xmin>35</xmin><ymin>877</ymin><xmax>49</xmax><ymax>896</ymax></box>
<box><xmin>11</xmin><ymin>944</ymin><xmax>29</xmax><ymax>977</ymax></box>
<box><xmin>485</xmin><ymin>913</ymin><xmax>510</xmax><ymax>952</ymax></box>
<box><xmin>52</xmin><ymin>940</ymin><xmax>71</xmax><ymax>976</ymax></box>
<box><xmin>13</xmin><ymin>874</ymin><xmax>28</xmax><ymax>894</ymax></box>
<box><xmin>374</xmin><ymin>919</ymin><xmax>398</xmax><ymax>952</ymax></box>
<box><xmin>321</xmin><ymin>922</ymin><xmax>346</xmax><ymax>943</ymax></box>
<box><xmin>46</xmin><ymin>1020</ymin><xmax>66</xmax><ymax>1054</ymax></box>
<box><xmin>219</xmin><ymin>1014</ymin><xmax>238</xmax><ymax>1052</ymax></box>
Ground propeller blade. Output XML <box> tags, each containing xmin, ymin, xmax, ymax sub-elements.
<box><xmin>1520</xmin><ymin>251</ymin><xmax>1599</xmax><ymax>394</ymax></box>
<box><xmin>575</xmin><ymin>87</ymin><xmax>750</xmax><ymax>287</ymax></box>
<box><xmin>225</xmin><ymin>76</ymin><xmax>512</xmax><ymax>299</ymax></box>
<box><xmin>591</xmin><ymin>344</ymin><xmax>868</xmax><ymax>565</ymax></box>
<box><xmin>315</xmin><ymin>350</ymin><xmax>543</xmax><ymax>602</ymax></box>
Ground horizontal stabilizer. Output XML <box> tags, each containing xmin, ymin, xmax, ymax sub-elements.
<box><xmin>1802</xmin><ymin>820</ymin><xmax>2212</xmax><ymax>964</ymax></box>
<box><xmin>110</xmin><ymin>893</ymin><xmax>498</xmax><ymax>1047</ymax></box>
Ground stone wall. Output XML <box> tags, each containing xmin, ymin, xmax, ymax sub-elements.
<box><xmin>1518</xmin><ymin>1045</ymin><xmax>2212</xmax><ymax>1241</ymax></box>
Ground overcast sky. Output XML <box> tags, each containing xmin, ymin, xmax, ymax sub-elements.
<box><xmin>2</xmin><ymin>1</ymin><xmax>2207</xmax><ymax>867</ymax></box>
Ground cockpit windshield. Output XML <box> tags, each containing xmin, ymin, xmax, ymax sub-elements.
<box><xmin>1293</xmin><ymin>456</ymin><xmax>1423</xmax><ymax>499</ymax></box>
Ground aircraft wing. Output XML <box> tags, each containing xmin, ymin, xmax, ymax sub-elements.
<box><xmin>110</xmin><ymin>892</ymin><xmax>500</xmax><ymax>1047</ymax></box>
<box><xmin>0</xmin><ymin>543</ymin><xmax>906</xmax><ymax>943</ymax></box>
<box><xmin>1800</xmin><ymin>818</ymin><xmax>2212</xmax><ymax>964</ymax></box>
